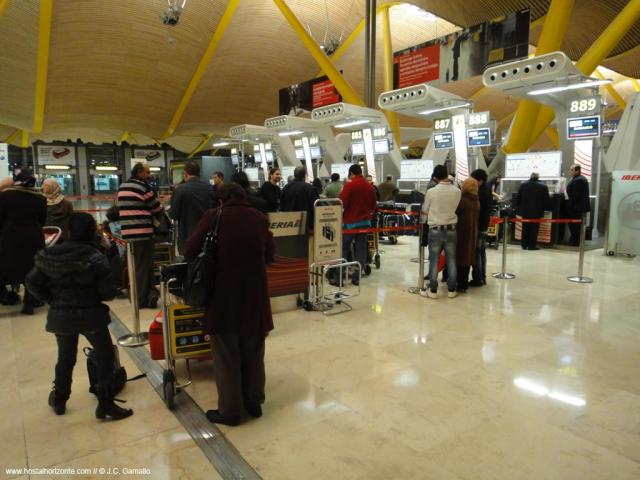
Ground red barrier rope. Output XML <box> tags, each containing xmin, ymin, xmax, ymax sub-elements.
<box><xmin>377</xmin><ymin>208</ymin><xmax>420</xmax><ymax>216</ymax></box>
<box><xmin>77</xmin><ymin>208</ymin><xmax>110</xmax><ymax>213</ymax></box>
<box><xmin>343</xmin><ymin>225</ymin><xmax>419</xmax><ymax>235</ymax></box>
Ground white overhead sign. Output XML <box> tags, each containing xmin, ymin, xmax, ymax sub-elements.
<box><xmin>36</xmin><ymin>145</ymin><xmax>76</xmax><ymax>166</ymax></box>
<box><xmin>505</xmin><ymin>151</ymin><xmax>562</xmax><ymax>179</ymax></box>
<box><xmin>400</xmin><ymin>159</ymin><xmax>434</xmax><ymax>180</ymax></box>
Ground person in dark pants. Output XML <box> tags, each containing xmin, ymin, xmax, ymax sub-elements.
<box><xmin>455</xmin><ymin>179</ymin><xmax>480</xmax><ymax>292</ymax></box>
<box><xmin>26</xmin><ymin>212</ymin><xmax>133</xmax><ymax>420</ymax></box>
<box><xmin>259</xmin><ymin>167</ymin><xmax>282</xmax><ymax>212</ymax></box>
<box><xmin>184</xmin><ymin>184</ymin><xmax>275</xmax><ymax>426</ymax></box>
<box><xmin>116</xmin><ymin>163</ymin><xmax>164</xmax><ymax>308</ymax></box>
<box><xmin>470</xmin><ymin>169</ymin><xmax>491</xmax><ymax>286</ymax></box>
<box><xmin>280</xmin><ymin>166</ymin><xmax>319</xmax><ymax>231</ymax></box>
<box><xmin>170</xmin><ymin>161</ymin><xmax>216</xmax><ymax>254</ymax></box>
<box><xmin>566</xmin><ymin>164</ymin><xmax>591</xmax><ymax>246</ymax></box>
<box><xmin>516</xmin><ymin>172</ymin><xmax>551</xmax><ymax>250</ymax></box>
<box><xmin>0</xmin><ymin>170</ymin><xmax>47</xmax><ymax>314</ymax></box>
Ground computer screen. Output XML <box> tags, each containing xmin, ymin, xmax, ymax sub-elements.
<box><xmin>351</xmin><ymin>143</ymin><xmax>365</xmax><ymax>155</ymax></box>
<box><xmin>433</xmin><ymin>132</ymin><xmax>454</xmax><ymax>149</ymax></box>
<box><xmin>567</xmin><ymin>116</ymin><xmax>600</xmax><ymax>140</ymax></box>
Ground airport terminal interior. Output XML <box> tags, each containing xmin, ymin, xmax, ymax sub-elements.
<box><xmin>1</xmin><ymin>0</ymin><xmax>640</xmax><ymax>478</ymax></box>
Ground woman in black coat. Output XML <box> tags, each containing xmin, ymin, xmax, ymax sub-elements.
<box><xmin>0</xmin><ymin>171</ymin><xmax>47</xmax><ymax>314</ymax></box>
<box><xmin>26</xmin><ymin>212</ymin><xmax>133</xmax><ymax>421</ymax></box>
<box><xmin>184</xmin><ymin>183</ymin><xmax>275</xmax><ymax>426</ymax></box>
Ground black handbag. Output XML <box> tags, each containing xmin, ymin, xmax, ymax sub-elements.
<box><xmin>184</xmin><ymin>208</ymin><xmax>222</xmax><ymax>307</ymax></box>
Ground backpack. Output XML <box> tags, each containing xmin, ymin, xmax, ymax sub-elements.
<box><xmin>83</xmin><ymin>344</ymin><xmax>145</xmax><ymax>396</ymax></box>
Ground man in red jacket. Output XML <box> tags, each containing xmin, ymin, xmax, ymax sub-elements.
<box><xmin>337</xmin><ymin>164</ymin><xmax>377</xmax><ymax>285</ymax></box>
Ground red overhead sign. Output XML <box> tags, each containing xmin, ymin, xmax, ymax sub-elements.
<box><xmin>312</xmin><ymin>79</ymin><xmax>341</xmax><ymax>108</ymax></box>
<box><xmin>394</xmin><ymin>44</ymin><xmax>440</xmax><ymax>89</ymax></box>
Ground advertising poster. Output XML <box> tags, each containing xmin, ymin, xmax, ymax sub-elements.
<box><xmin>312</xmin><ymin>79</ymin><xmax>341</xmax><ymax>108</ymax></box>
<box><xmin>133</xmin><ymin>149</ymin><xmax>166</xmax><ymax>167</ymax></box>
<box><xmin>313</xmin><ymin>202</ymin><xmax>342</xmax><ymax>264</ymax></box>
<box><xmin>267</xmin><ymin>211</ymin><xmax>309</xmax><ymax>297</ymax></box>
<box><xmin>36</xmin><ymin>145</ymin><xmax>76</xmax><ymax>165</ymax></box>
<box><xmin>393</xmin><ymin>9</ymin><xmax>530</xmax><ymax>88</ymax></box>
<box><xmin>279</xmin><ymin>75</ymin><xmax>342</xmax><ymax>114</ymax></box>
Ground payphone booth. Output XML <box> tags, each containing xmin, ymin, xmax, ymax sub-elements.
<box><xmin>35</xmin><ymin>144</ymin><xmax>79</xmax><ymax>196</ymax></box>
<box><xmin>310</xmin><ymin>103</ymin><xmax>402</xmax><ymax>184</ymax></box>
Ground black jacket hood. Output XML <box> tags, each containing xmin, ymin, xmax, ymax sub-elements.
<box><xmin>34</xmin><ymin>241</ymin><xmax>98</xmax><ymax>278</ymax></box>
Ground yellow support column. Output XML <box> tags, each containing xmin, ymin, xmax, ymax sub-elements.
<box><xmin>3</xmin><ymin>129</ymin><xmax>20</xmax><ymax>145</ymax></box>
<box><xmin>188</xmin><ymin>133</ymin><xmax>214</xmax><ymax>159</ymax></box>
<box><xmin>160</xmin><ymin>0</ymin><xmax>240</xmax><ymax>140</ymax></box>
<box><xmin>545</xmin><ymin>127</ymin><xmax>560</xmax><ymax>148</ymax></box>
<box><xmin>118</xmin><ymin>130</ymin><xmax>130</xmax><ymax>145</ymax></box>
<box><xmin>381</xmin><ymin>5</ymin><xmax>401</xmax><ymax>147</ymax></box>
<box><xmin>502</xmin><ymin>0</ymin><xmax>575</xmax><ymax>154</ymax></box>
<box><xmin>595</xmin><ymin>69</ymin><xmax>627</xmax><ymax>110</ymax></box>
<box><xmin>0</xmin><ymin>0</ymin><xmax>11</xmax><ymax>17</ymax></box>
<box><xmin>20</xmin><ymin>130</ymin><xmax>29</xmax><ymax>148</ymax></box>
<box><xmin>33</xmin><ymin>0</ymin><xmax>53</xmax><ymax>133</ymax></box>
<box><xmin>273</xmin><ymin>0</ymin><xmax>364</xmax><ymax>107</ymax></box>
<box><xmin>632</xmin><ymin>79</ymin><xmax>640</xmax><ymax>92</ymax></box>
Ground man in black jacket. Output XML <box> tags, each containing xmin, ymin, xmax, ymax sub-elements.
<box><xmin>470</xmin><ymin>169</ymin><xmax>491</xmax><ymax>286</ymax></box>
<box><xmin>516</xmin><ymin>172</ymin><xmax>551</xmax><ymax>250</ymax></box>
<box><xmin>280</xmin><ymin>166</ymin><xmax>319</xmax><ymax>231</ymax></box>
<box><xmin>566</xmin><ymin>164</ymin><xmax>591</xmax><ymax>246</ymax></box>
<box><xmin>259</xmin><ymin>167</ymin><xmax>282</xmax><ymax>212</ymax></box>
<box><xmin>170</xmin><ymin>161</ymin><xmax>216</xmax><ymax>254</ymax></box>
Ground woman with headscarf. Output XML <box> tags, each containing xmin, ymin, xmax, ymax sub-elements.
<box><xmin>455</xmin><ymin>178</ymin><xmax>480</xmax><ymax>293</ymax></box>
<box><xmin>0</xmin><ymin>170</ymin><xmax>47</xmax><ymax>313</ymax></box>
<box><xmin>42</xmin><ymin>178</ymin><xmax>74</xmax><ymax>240</ymax></box>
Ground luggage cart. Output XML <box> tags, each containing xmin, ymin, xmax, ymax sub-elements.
<box><xmin>308</xmin><ymin>259</ymin><xmax>361</xmax><ymax>315</ymax></box>
<box><xmin>159</xmin><ymin>263</ymin><xmax>211</xmax><ymax>409</ymax></box>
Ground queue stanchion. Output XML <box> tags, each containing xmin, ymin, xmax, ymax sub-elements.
<box><xmin>492</xmin><ymin>217</ymin><xmax>515</xmax><ymax>280</ymax></box>
<box><xmin>567</xmin><ymin>216</ymin><xmax>593</xmax><ymax>284</ymax></box>
<box><xmin>118</xmin><ymin>240</ymin><xmax>149</xmax><ymax>347</ymax></box>
<box><xmin>408</xmin><ymin>221</ymin><xmax>425</xmax><ymax>294</ymax></box>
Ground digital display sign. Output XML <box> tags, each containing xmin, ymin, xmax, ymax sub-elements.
<box><xmin>351</xmin><ymin>143</ymin><xmax>365</xmax><ymax>155</ymax></box>
<box><xmin>295</xmin><ymin>148</ymin><xmax>305</xmax><ymax>160</ymax></box>
<box><xmin>374</xmin><ymin>140</ymin><xmax>390</xmax><ymax>154</ymax></box>
<box><xmin>567</xmin><ymin>116</ymin><xmax>601</xmax><ymax>140</ymax></box>
<box><xmin>467</xmin><ymin>128</ymin><xmax>491</xmax><ymax>147</ymax></box>
<box><xmin>433</xmin><ymin>132</ymin><xmax>454</xmax><ymax>149</ymax></box>
<box><xmin>310</xmin><ymin>146</ymin><xmax>321</xmax><ymax>158</ymax></box>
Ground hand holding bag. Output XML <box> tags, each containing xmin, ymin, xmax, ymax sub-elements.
<box><xmin>184</xmin><ymin>208</ymin><xmax>222</xmax><ymax>307</ymax></box>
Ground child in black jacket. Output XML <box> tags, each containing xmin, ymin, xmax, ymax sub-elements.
<box><xmin>26</xmin><ymin>212</ymin><xmax>133</xmax><ymax>420</ymax></box>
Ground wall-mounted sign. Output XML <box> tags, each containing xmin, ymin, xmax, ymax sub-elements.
<box><xmin>400</xmin><ymin>159</ymin><xmax>434</xmax><ymax>180</ymax></box>
<box><xmin>373</xmin><ymin>139</ymin><xmax>390</xmax><ymax>154</ymax></box>
<box><xmin>351</xmin><ymin>143</ymin><xmax>365</xmax><ymax>155</ymax></box>
<box><xmin>505</xmin><ymin>151</ymin><xmax>562</xmax><ymax>179</ymax></box>
<box><xmin>331</xmin><ymin>163</ymin><xmax>352</xmax><ymax>180</ymax></box>
<box><xmin>568</xmin><ymin>96</ymin><xmax>601</xmax><ymax>115</ymax></box>
<box><xmin>36</xmin><ymin>145</ymin><xmax>77</xmax><ymax>166</ymax></box>
<box><xmin>468</xmin><ymin>111</ymin><xmax>490</xmax><ymax>128</ymax></box>
<box><xmin>393</xmin><ymin>9</ymin><xmax>530</xmax><ymax>88</ymax></box>
<box><xmin>433</xmin><ymin>132</ymin><xmax>454</xmax><ymax>149</ymax></box>
<box><xmin>433</xmin><ymin>118</ymin><xmax>451</xmax><ymax>131</ymax></box>
<box><xmin>567</xmin><ymin>116</ymin><xmax>601</xmax><ymax>140</ymax></box>
<box><xmin>279</xmin><ymin>75</ymin><xmax>343</xmax><ymax>114</ymax></box>
<box><xmin>133</xmin><ymin>149</ymin><xmax>166</xmax><ymax>167</ymax></box>
<box><xmin>467</xmin><ymin>128</ymin><xmax>492</xmax><ymax>147</ymax></box>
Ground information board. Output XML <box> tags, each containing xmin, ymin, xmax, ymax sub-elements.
<box><xmin>505</xmin><ymin>151</ymin><xmax>562</xmax><ymax>179</ymax></box>
<box><xmin>280</xmin><ymin>165</ymin><xmax>296</xmax><ymax>181</ymax></box>
<box><xmin>244</xmin><ymin>167</ymin><xmax>260</xmax><ymax>182</ymax></box>
<box><xmin>400</xmin><ymin>159</ymin><xmax>434</xmax><ymax>180</ymax></box>
<box><xmin>467</xmin><ymin>128</ymin><xmax>491</xmax><ymax>147</ymax></box>
<box><xmin>567</xmin><ymin>116</ymin><xmax>600</xmax><ymax>140</ymax></box>
<box><xmin>374</xmin><ymin>139</ymin><xmax>390</xmax><ymax>154</ymax></box>
<box><xmin>37</xmin><ymin>145</ymin><xmax>77</xmax><ymax>166</ymax></box>
<box><xmin>313</xmin><ymin>201</ymin><xmax>342</xmax><ymax>265</ymax></box>
<box><xmin>433</xmin><ymin>132</ymin><xmax>454</xmax><ymax>149</ymax></box>
<box><xmin>351</xmin><ymin>143</ymin><xmax>365</xmax><ymax>155</ymax></box>
<box><xmin>331</xmin><ymin>163</ymin><xmax>352</xmax><ymax>180</ymax></box>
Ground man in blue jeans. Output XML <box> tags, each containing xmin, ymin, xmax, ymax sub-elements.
<box><xmin>420</xmin><ymin>164</ymin><xmax>461</xmax><ymax>299</ymax></box>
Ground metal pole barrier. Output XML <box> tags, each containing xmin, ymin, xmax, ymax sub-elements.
<box><xmin>118</xmin><ymin>241</ymin><xmax>150</xmax><ymax>347</ymax></box>
<box><xmin>409</xmin><ymin>223</ymin><xmax>425</xmax><ymax>294</ymax></box>
<box><xmin>492</xmin><ymin>218</ymin><xmax>515</xmax><ymax>279</ymax></box>
<box><xmin>568</xmin><ymin>216</ymin><xmax>593</xmax><ymax>283</ymax></box>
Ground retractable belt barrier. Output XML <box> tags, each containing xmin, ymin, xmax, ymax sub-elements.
<box><xmin>343</xmin><ymin>225</ymin><xmax>419</xmax><ymax>235</ymax></box>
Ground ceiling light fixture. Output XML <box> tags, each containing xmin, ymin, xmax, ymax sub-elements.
<box><xmin>527</xmin><ymin>79</ymin><xmax>612</xmax><ymax>96</ymax></box>
<box><xmin>418</xmin><ymin>103</ymin><xmax>472</xmax><ymax>116</ymax></box>
<box><xmin>278</xmin><ymin>130</ymin><xmax>304</xmax><ymax>137</ymax></box>
<box><xmin>334</xmin><ymin>119</ymin><xmax>370</xmax><ymax>129</ymax></box>
<box><xmin>212</xmin><ymin>142</ymin><xmax>230</xmax><ymax>147</ymax></box>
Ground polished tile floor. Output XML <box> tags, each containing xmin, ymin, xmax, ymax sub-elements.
<box><xmin>2</xmin><ymin>237</ymin><xmax>639</xmax><ymax>479</ymax></box>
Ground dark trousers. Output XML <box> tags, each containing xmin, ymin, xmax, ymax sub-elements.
<box><xmin>457</xmin><ymin>265</ymin><xmax>471</xmax><ymax>291</ymax></box>
<box><xmin>521</xmin><ymin>222</ymin><xmax>540</xmax><ymax>250</ymax></box>
<box><xmin>54</xmin><ymin>328</ymin><xmax>114</xmax><ymax>396</ymax></box>
<box><xmin>471</xmin><ymin>232</ymin><xmax>487</xmax><ymax>283</ymax></box>
<box><xmin>132</xmin><ymin>237</ymin><xmax>156</xmax><ymax>306</ymax></box>
<box><xmin>210</xmin><ymin>334</ymin><xmax>266</xmax><ymax>417</ymax></box>
<box><xmin>342</xmin><ymin>232</ymin><xmax>367</xmax><ymax>280</ymax></box>
<box><xmin>567</xmin><ymin>211</ymin><xmax>582</xmax><ymax>246</ymax></box>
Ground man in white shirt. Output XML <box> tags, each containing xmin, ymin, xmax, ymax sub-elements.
<box><xmin>421</xmin><ymin>164</ymin><xmax>461</xmax><ymax>299</ymax></box>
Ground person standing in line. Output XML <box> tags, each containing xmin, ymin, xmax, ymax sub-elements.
<box><xmin>470</xmin><ymin>169</ymin><xmax>491</xmax><ymax>287</ymax></box>
<box><xmin>323</xmin><ymin>173</ymin><xmax>343</xmax><ymax>199</ymax></box>
<box><xmin>420</xmin><ymin>164</ymin><xmax>460</xmax><ymax>299</ymax></box>
<box><xmin>42</xmin><ymin>178</ymin><xmax>74</xmax><ymax>241</ymax></box>
<box><xmin>170</xmin><ymin>161</ymin><xmax>216</xmax><ymax>255</ymax></box>
<box><xmin>280</xmin><ymin>166</ymin><xmax>319</xmax><ymax>231</ymax></box>
<box><xmin>116</xmin><ymin>162</ymin><xmax>164</xmax><ymax>308</ymax></box>
<box><xmin>211</xmin><ymin>171</ymin><xmax>224</xmax><ymax>200</ymax></box>
<box><xmin>312</xmin><ymin>178</ymin><xmax>324</xmax><ymax>197</ymax></box>
<box><xmin>232</xmin><ymin>171</ymin><xmax>269</xmax><ymax>214</ymax></box>
<box><xmin>26</xmin><ymin>212</ymin><xmax>133</xmax><ymax>421</ymax></box>
<box><xmin>378</xmin><ymin>175</ymin><xmax>399</xmax><ymax>202</ymax></box>
<box><xmin>259</xmin><ymin>167</ymin><xmax>282</xmax><ymax>212</ymax></box>
<box><xmin>516</xmin><ymin>172</ymin><xmax>551</xmax><ymax>250</ymax></box>
<box><xmin>565</xmin><ymin>164</ymin><xmax>590</xmax><ymax>246</ymax></box>
<box><xmin>184</xmin><ymin>184</ymin><xmax>275</xmax><ymax>426</ymax></box>
<box><xmin>337</xmin><ymin>164</ymin><xmax>377</xmax><ymax>286</ymax></box>
<box><xmin>455</xmin><ymin>178</ymin><xmax>480</xmax><ymax>293</ymax></box>
<box><xmin>366</xmin><ymin>174</ymin><xmax>380</xmax><ymax>201</ymax></box>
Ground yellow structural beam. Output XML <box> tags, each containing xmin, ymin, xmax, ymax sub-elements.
<box><xmin>545</xmin><ymin>127</ymin><xmax>560</xmax><ymax>148</ymax></box>
<box><xmin>188</xmin><ymin>133</ymin><xmax>214</xmax><ymax>159</ymax></box>
<box><xmin>595</xmin><ymin>68</ymin><xmax>627</xmax><ymax>109</ymax></box>
<box><xmin>33</xmin><ymin>0</ymin><xmax>53</xmax><ymax>133</ymax></box>
<box><xmin>118</xmin><ymin>130</ymin><xmax>130</xmax><ymax>145</ymax></box>
<box><xmin>502</xmin><ymin>0</ymin><xmax>575</xmax><ymax>154</ymax></box>
<box><xmin>160</xmin><ymin>0</ymin><xmax>240</xmax><ymax>140</ymax></box>
<box><xmin>605</xmin><ymin>105</ymin><xmax>623</xmax><ymax>120</ymax></box>
<box><xmin>632</xmin><ymin>79</ymin><xmax>640</xmax><ymax>92</ymax></box>
<box><xmin>273</xmin><ymin>0</ymin><xmax>364</xmax><ymax>107</ymax></box>
<box><xmin>381</xmin><ymin>5</ymin><xmax>401</xmax><ymax>147</ymax></box>
<box><xmin>3</xmin><ymin>129</ymin><xmax>20</xmax><ymax>145</ymax></box>
<box><xmin>20</xmin><ymin>130</ymin><xmax>29</xmax><ymax>148</ymax></box>
<box><xmin>527</xmin><ymin>0</ymin><xmax>640</xmax><ymax>146</ymax></box>
<box><xmin>0</xmin><ymin>0</ymin><xmax>11</xmax><ymax>17</ymax></box>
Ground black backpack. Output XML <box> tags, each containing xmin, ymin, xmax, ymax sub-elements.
<box><xmin>83</xmin><ymin>344</ymin><xmax>145</xmax><ymax>396</ymax></box>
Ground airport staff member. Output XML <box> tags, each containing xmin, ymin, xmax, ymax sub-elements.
<box><xmin>170</xmin><ymin>161</ymin><xmax>216</xmax><ymax>254</ymax></box>
<box><xmin>117</xmin><ymin>162</ymin><xmax>164</xmax><ymax>308</ymax></box>
<box><xmin>516</xmin><ymin>172</ymin><xmax>551</xmax><ymax>250</ymax></box>
<box><xmin>565</xmin><ymin>164</ymin><xmax>590</xmax><ymax>246</ymax></box>
<box><xmin>280</xmin><ymin>166</ymin><xmax>319</xmax><ymax>231</ymax></box>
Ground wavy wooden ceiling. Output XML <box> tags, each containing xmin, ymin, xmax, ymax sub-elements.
<box><xmin>0</xmin><ymin>0</ymin><xmax>637</xmax><ymax>152</ymax></box>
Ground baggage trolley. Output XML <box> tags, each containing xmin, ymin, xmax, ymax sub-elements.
<box><xmin>159</xmin><ymin>263</ymin><xmax>212</xmax><ymax>409</ymax></box>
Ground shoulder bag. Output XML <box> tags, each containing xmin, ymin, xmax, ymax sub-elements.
<box><xmin>184</xmin><ymin>208</ymin><xmax>222</xmax><ymax>307</ymax></box>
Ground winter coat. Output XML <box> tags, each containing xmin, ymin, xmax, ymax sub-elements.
<box><xmin>455</xmin><ymin>192</ymin><xmax>480</xmax><ymax>267</ymax></box>
<box><xmin>259</xmin><ymin>181</ymin><xmax>281</xmax><ymax>212</ymax></box>
<box><xmin>566</xmin><ymin>174</ymin><xmax>591</xmax><ymax>215</ymax></box>
<box><xmin>25</xmin><ymin>241</ymin><xmax>116</xmax><ymax>334</ymax></box>
<box><xmin>516</xmin><ymin>180</ymin><xmax>551</xmax><ymax>219</ymax></box>
<box><xmin>340</xmin><ymin>175</ymin><xmax>377</xmax><ymax>225</ymax></box>
<box><xmin>183</xmin><ymin>198</ymin><xmax>275</xmax><ymax>336</ymax></box>
<box><xmin>0</xmin><ymin>187</ymin><xmax>47</xmax><ymax>284</ymax></box>
<box><xmin>46</xmin><ymin>198</ymin><xmax>74</xmax><ymax>240</ymax></box>
<box><xmin>170</xmin><ymin>176</ymin><xmax>216</xmax><ymax>254</ymax></box>
<box><xmin>280</xmin><ymin>180</ymin><xmax>319</xmax><ymax>231</ymax></box>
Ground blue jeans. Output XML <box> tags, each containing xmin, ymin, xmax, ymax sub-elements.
<box><xmin>428</xmin><ymin>228</ymin><xmax>457</xmax><ymax>293</ymax></box>
<box><xmin>342</xmin><ymin>232</ymin><xmax>367</xmax><ymax>281</ymax></box>
<box><xmin>472</xmin><ymin>232</ymin><xmax>487</xmax><ymax>283</ymax></box>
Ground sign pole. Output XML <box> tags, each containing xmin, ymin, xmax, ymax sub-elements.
<box><xmin>492</xmin><ymin>218</ymin><xmax>515</xmax><ymax>279</ymax></box>
<box><xmin>118</xmin><ymin>241</ymin><xmax>149</xmax><ymax>347</ymax></box>
<box><xmin>409</xmin><ymin>223</ymin><xmax>425</xmax><ymax>294</ymax></box>
<box><xmin>568</xmin><ymin>216</ymin><xmax>593</xmax><ymax>283</ymax></box>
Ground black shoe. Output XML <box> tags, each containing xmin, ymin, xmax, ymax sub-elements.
<box><xmin>1</xmin><ymin>290</ymin><xmax>20</xmax><ymax>305</ymax></box>
<box><xmin>96</xmin><ymin>402</ymin><xmax>133</xmax><ymax>421</ymax></box>
<box><xmin>246</xmin><ymin>405</ymin><xmax>262</xmax><ymax>418</ymax></box>
<box><xmin>468</xmin><ymin>280</ymin><xmax>484</xmax><ymax>287</ymax></box>
<box><xmin>206</xmin><ymin>409</ymin><xmax>240</xmax><ymax>426</ymax></box>
<box><xmin>457</xmin><ymin>288</ymin><xmax>468</xmax><ymax>293</ymax></box>
<box><xmin>21</xmin><ymin>305</ymin><xmax>34</xmax><ymax>315</ymax></box>
<box><xmin>48</xmin><ymin>388</ymin><xmax>68</xmax><ymax>415</ymax></box>
<box><xmin>529</xmin><ymin>247</ymin><xmax>540</xmax><ymax>251</ymax></box>
<box><xmin>521</xmin><ymin>246</ymin><xmax>528</xmax><ymax>250</ymax></box>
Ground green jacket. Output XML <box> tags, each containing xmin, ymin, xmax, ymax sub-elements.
<box><xmin>324</xmin><ymin>181</ymin><xmax>343</xmax><ymax>198</ymax></box>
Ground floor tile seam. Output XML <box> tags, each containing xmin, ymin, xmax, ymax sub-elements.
<box><xmin>559</xmin><ymin>422</ymin><xmax>640</xmax><ymax>465</ymax></box>
<box><xmin>9</xmin><ymin>315</ymin><xmax>31</xmax><ymax>473</ymax></box>
<box><xmin>107</xmin><ymin>312</ymin><xmax>262</xmax><ymax>480</ymax></box>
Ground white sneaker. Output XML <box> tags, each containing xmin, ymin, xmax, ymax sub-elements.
<box><xmin>447</xmin><ymin>291</ymin><xmax>457</xmax><ymax>299</ymax></box>
<box><xmin>420</xmin><ymin>289</ymin><xmax>437</xmax><ymax>299</ymax></box>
